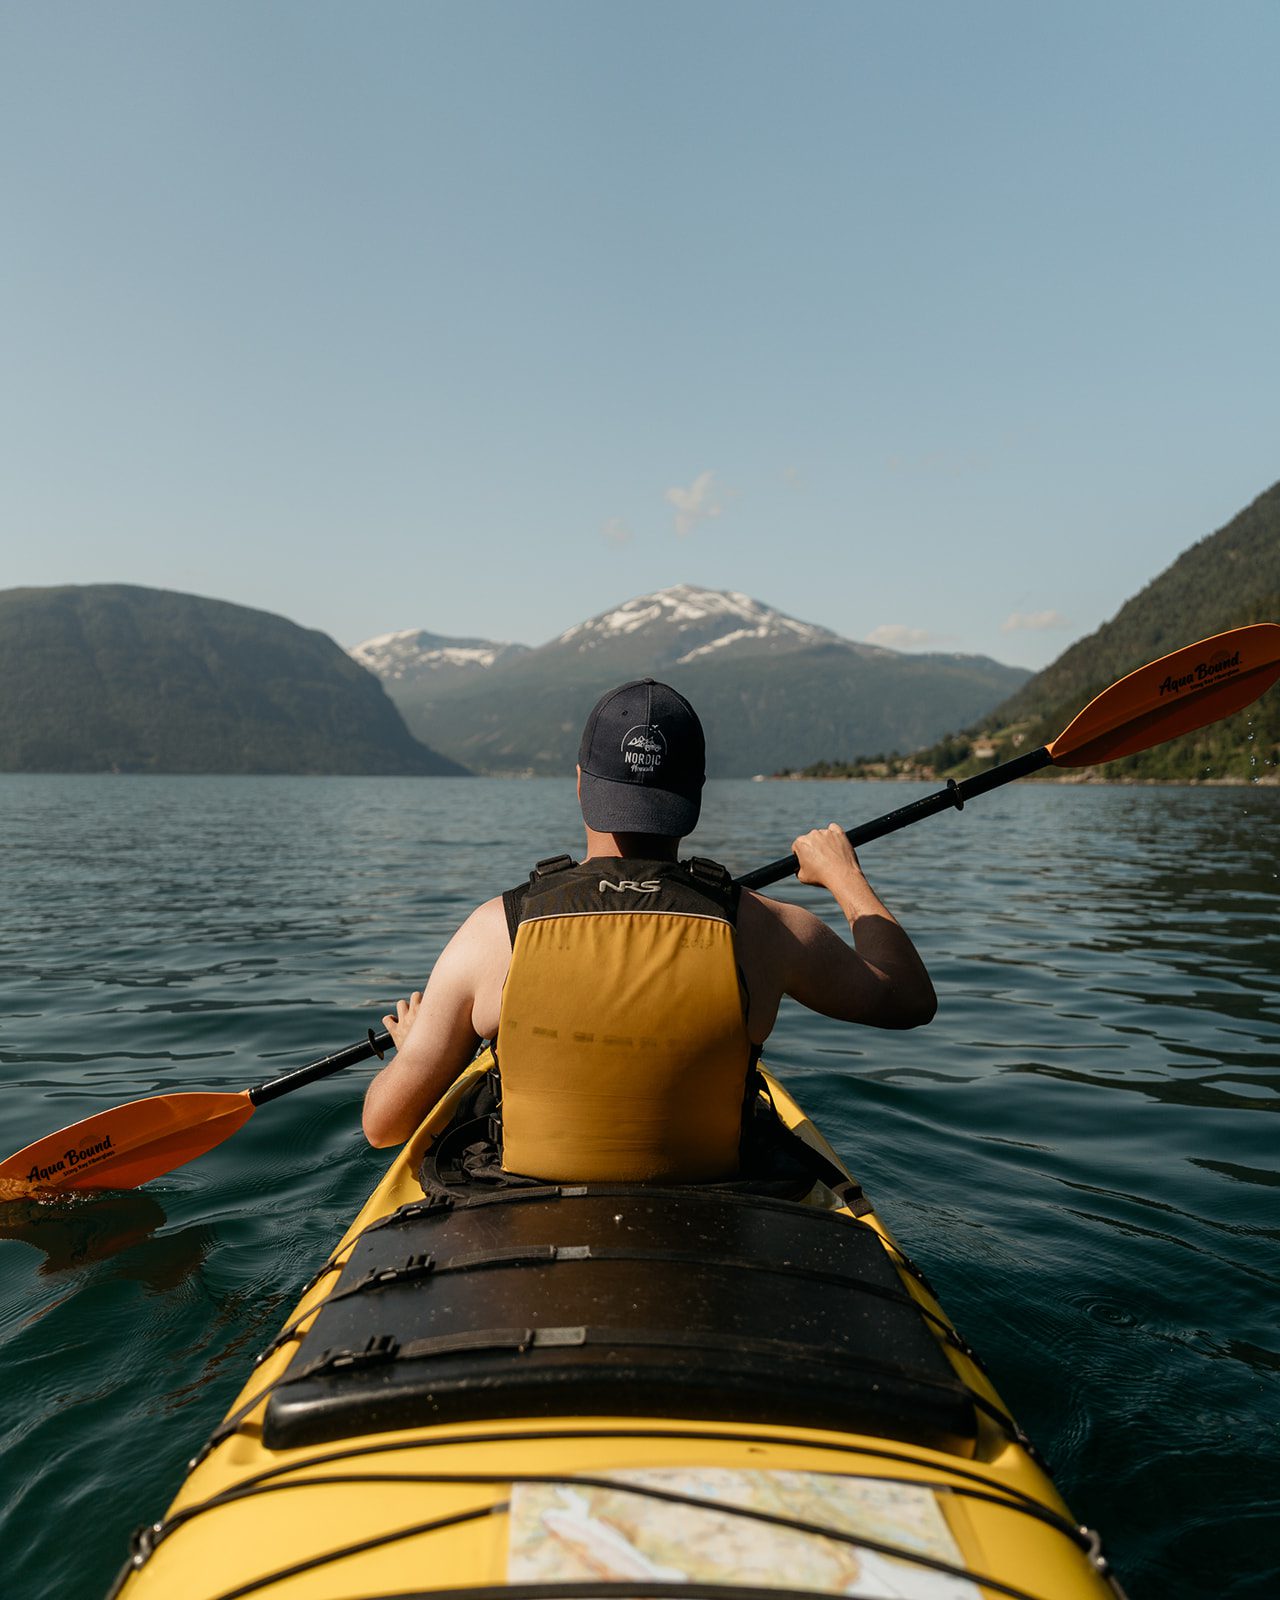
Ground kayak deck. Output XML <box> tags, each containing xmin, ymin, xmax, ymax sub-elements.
<box><xmin>263</xmin><ymin>1183</ymin><xmax>978</xmax><ymax>1455</ymax></box>
<box><xmin>111</xmin><ymin>1060</ymin><xmax>1124</xmax><ymax>1600</ymax></box>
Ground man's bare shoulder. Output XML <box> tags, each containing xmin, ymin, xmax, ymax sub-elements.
<box><xmin>466</xmin><ymin>894</ymin><xmax>509</xmax><ymax>932</ymax></box>
<box><xmin>738</xmin><ymin>887</ymin><xmax>826</xmax><ymax>944</ymax></box>
<box><xmin>444</xmin><ymin>895</ymin><xmax>510</xmax><ymax>961</ymax></box>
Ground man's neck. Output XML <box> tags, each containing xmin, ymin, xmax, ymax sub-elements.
<box><xmin>583</xmin><ymin>826</ymin><xmax>680</xmax><ymax>861</ymax></box>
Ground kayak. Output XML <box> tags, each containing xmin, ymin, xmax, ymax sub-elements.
<box><xmin>109</xmin><ymin>1051</ymin><xmax>1126</xmax><ymax>1600</ymax></box>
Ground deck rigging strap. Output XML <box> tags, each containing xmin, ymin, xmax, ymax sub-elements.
<box><xmin>114</xmin><ymin>1464</ymin><xmax>1115</xmax><ymax>1600</ymax></box>
<box><xmin>125</xmin><ymin>1419</ymin><xmax>1118</xmax><ymax>1597</ymax></box>
<box><xmin>112</xmin><ymin>1465</ymin><xmax>1132</xmax><ymax>1600</ymax></box>
<box><xmin>252</xmin><ymin>1234</ymin><xmax>954</xmax><ymax>1369</ymax></box>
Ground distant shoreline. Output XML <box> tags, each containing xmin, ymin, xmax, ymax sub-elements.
<box><xmin>767</xmin><ymin>773</ymin><xmax>1278</xmax><ymax>787</ymax></box>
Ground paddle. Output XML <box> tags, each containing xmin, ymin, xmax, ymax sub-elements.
<box><xmin>0</xmin><ymin>1030</ymin><xmax>391</xmax><ymax>1201</ymax></box>
<box><xmin>738</xmin><ymin>622</ymin><xmax>1280</xmax><ymax>889</ymax></box>
<box><xmin>4</xmin><ymin>623</ymin><xmax>1277</xmax><ymax>1200</ymax></box>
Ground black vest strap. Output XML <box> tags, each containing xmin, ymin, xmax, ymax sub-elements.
<box><xmin>502</xmin><ymin>855</ymin><xmax>578</xmax><ymax>944</ymax></box>
<box><xmin>500</xmin><ymin>885</ymin><xmax>526</xmax><ymax>946</ymax></box>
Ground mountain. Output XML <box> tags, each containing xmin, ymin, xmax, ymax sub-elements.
<box><xmin>348</xmin><ymin>628</ymin><xmax>529</xmax><ymax>687</ymax></box>
<box><xmin>346</xmin><ymin>588</ymin><xmax>837</xmax><ymax>686</ymax></box>
<box><xmin>0</xmin><ymin>585</ymin><xmax>469</xmax><ymax>775</ymax></box>
<box><xmin>550</xmin><ymin>586</ymin><xmax>843</xmax><ymax>666</ymax></box>
<box><xmin>358</xmin><ymin>585</ymin><xmax>1030</xmax><ymax>777</ymax></box>
<box><xmin>824</xmin><ymin>481</ymin><xmax>1280</xmax><ymax>783</ymax></box>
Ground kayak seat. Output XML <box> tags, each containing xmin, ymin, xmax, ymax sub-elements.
<box><xmin>262</xmin><ymin>1186</ymin><xmax>978</xmax><ymax>1456</ymax></box>
<box><xmin>418</xmin><ymin>1067</ymin><xmax>851</xmax><ymax>1203</ymax></box>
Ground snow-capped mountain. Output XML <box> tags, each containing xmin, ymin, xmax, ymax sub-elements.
<box><xmin>554</xmin><ymin>585</ymin><xmax>847</xmax><ymax>666</ymax></box>
<box><xmin>350</xmin><ymin>588</ymin><xmax>848</xmax><ymax>687</ymax></box>
<box><xmin>348</xmin><ymin>628</ymin><xmax>528</xmax><ymax>686</ymax></box>
<box><xmin>356</xmin><ymin>584</ymin><xmax>1029</xmax><ymax>779</ymax></box>
<box><xmin>349</xmin><ymin>587</ymin><xmax>860</xmax><ymax>694</ymax></box>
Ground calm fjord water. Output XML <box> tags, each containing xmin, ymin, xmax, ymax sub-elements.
<box><xmin>1</xmin><ymin>774</ymin><xmax>1277</xmax><ymax>1600</ymax></box>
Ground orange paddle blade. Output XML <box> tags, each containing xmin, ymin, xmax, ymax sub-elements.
<box><xmin>1048</xmin><ymin>623</ymin><xmax>1280</xmax><ymax>767</ymax></box>
<box><xmin>0</xmin><ymin>1092</ymin><xmax>255</xmax><ymax>1200</ymax></box>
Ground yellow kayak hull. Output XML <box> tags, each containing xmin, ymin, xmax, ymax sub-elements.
<box><xmin>111</xmin><ymin>1058</ymin><xmax>1122</xmax><ymax>1600</ymax></box>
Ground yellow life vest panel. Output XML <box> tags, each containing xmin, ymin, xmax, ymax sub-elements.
<box><xmin>496</xmin><ymin>856</ymin><xmax>752</xmax><ymax>1184</ymax></box>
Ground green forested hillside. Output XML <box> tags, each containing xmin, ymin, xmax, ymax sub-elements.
<box><xmin>796</xmin><ymin>481</ymin><xmax>1280</xmax><ymax>782</ymax></box>
<box><xmin>0</xmin><ymin>586</ymin><xmax>468</xmax><ymax>774</ymax></box>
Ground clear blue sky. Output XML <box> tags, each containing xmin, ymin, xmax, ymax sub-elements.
<box><xmin>3</xmin><ymin>1</ymin><xmax>1277</xmax><ymax>669</ymax></box>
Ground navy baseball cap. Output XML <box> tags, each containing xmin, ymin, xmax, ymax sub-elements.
<box><xmin>577</xmin><ymin>679</ymin><xmax>706</xmax><ymax>836</ymax></box>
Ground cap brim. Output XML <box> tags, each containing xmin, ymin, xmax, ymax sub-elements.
<box><xmin>579</xmin><ymin>769</ymin><xmax>701</xmax><ymax>837</ymax></box>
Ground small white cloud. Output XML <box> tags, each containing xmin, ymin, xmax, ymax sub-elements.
<box><xmin>1001</xmin><ymin>610</ymin><xmax>1071</xmax><ymax>633</ymax></box>
<box><xmin>601</xmin><ymin>517</ymin><xmax>633</xmax><ymax>547</ymax></box>
<box><xmin>664</xmin><ymin>470</ymin><xmax>725</xmax><ymax>537</ymax></box>
<box><xmin>867</xmin><ymin>624</ymin><xmax>938</xmax><ymax>651</ymax></box>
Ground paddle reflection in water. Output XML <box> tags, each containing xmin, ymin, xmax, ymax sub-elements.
<box><xmin>0</xmin><ymin>1191</ymin><xmax>168</xmax><ymax>1276</ymax></box>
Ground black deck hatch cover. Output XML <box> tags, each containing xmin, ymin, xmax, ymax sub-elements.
<box><xmin>263</xmin><ymin>1187</ymin><xmax>977</xmax><ymax>1453</ymax></box>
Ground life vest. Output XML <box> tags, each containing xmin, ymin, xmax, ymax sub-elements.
<box><xmin>495</xmin><ymin>855</ymin><xmax>754</xmax><ymax>1183</ymax></box>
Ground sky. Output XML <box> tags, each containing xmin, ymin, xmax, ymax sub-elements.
<box><xmin>3</xmin><ymin>1</ymin><xmax>1277</xmax><ymax>670</ymax></box>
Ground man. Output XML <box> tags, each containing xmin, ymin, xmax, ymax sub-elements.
<box><xmin>363</xmin><ymin>679</ymin><xmax>935</xmax><ymax>1174</ymax></box>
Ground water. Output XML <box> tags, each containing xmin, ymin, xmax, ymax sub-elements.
<box><xmin>1</xmin><ymin>774</ymin><xmax>1277</xmax><ymax>1599</ymax></box>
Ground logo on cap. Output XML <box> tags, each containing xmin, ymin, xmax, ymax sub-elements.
<box><xmin>622</xmin><ymin>725</ymin><xmax>666</xmax><ymax>772</ymax></box>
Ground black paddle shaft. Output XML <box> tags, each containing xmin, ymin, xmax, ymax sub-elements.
<box><xmin>735</xmin><ymin>747</ymin><xmax>1053</xmax><ymax>892</ymax></box>
<box><xmin>249</xmin><ymin>1029</ymin><xmax>394</xmax><ymax>1106</ymax></box>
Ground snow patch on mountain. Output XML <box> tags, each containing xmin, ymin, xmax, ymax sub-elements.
<box><xmin>349</xmin><ymin>628</ymin><xmax>526</xmax><ymax>683</ymax></box>
<box><xmin>558</xmin><ymin>584</ymin><xmax>839</xmax><ymax>654</ymax></box>
<box><xmin>676</xmin><ymin>626</ymin><xmax>770</xmax><ymax>663</ymax></box>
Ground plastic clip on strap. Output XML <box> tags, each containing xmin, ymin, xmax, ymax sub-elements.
<box><xmin>365</xmin><ymin>1195</ymin><xmax>456</xmax><ymax>1232</ymax></box>
<box><xmin>352</xmin><ymin>1253</ymin><xmax>435</xmax><ymax>1292</ymax></box>
<box><xmin>531</xmin><ymin>854</ymin><xmax>576</xmax><ymax>880</ymax></box>
<box><xmin>946</xmin><ymin>778</ymin><xmax>964</xmax><ymax>811</ymax></box>
<box><xmin>298</xmin><ymin>1334</ymin><xmax>401</xmax><ymax>1382</ymax></box>
<box><xmin>686</xmin><ymin>856</ymin><xmax>732</xmax><ymax>890</ymax></box>
<box><xmin>395</xmin><ymin>1325</ymin><xmax>588</xmax><ymax>1361</ymax></box>
<box><xmin>293</xmin><ymin>1326</ymin><xmax>591</xmax><ymax>1382</ymax></box>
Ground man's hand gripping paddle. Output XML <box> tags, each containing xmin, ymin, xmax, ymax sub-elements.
<box><xmin>3</xmin><ymin>623</ymin><xmax>1277</xmax><ymax>1198</ymax></box>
